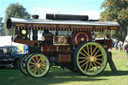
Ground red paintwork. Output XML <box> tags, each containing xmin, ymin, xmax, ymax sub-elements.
<box><xmin>14</xmin><ymin>39</ymin><xmax>40</xmax><ymax>47</ymax></box>
<box><xmin>41</xmin><ymin>45</ymin><xmax>57</xmax><ymax>56</ymax></box>
<box><xmin>13</xmin><ymin>23</ymin><xmax>120</xmax><ymax>31</ymax></box>
<box><xmin>58</xmin><ymin>54</ymin><xmax>71</xmax><ymax>63</ymax></box>
<box><xmin>72</xmin><ymin>31</ymin><xmax>92</xmax><ymax>47</ymax></box>
<box><xmin>41</xmin><ymin>45</ymin><xmax>70</xmax><ymax>56</ymax></box>
<box><xmin>53</xmin><ymin>36</ymin><xmax>70</xmax><ymax>46</ymax></box>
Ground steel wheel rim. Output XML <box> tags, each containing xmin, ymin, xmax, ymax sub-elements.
<box><xmin>76</xmin><ymin>42</ymin><xmax>107</xmax><ymax>75</ymax></box>
<box><xmin>26</xmin><ymin>54</ymin><xmax>50</xmax><ymax>77</ymax></box>
<box><xmin>19</xmin><ymin>53</ymin><xmax>31</xmax><ymax>75</ymax></box>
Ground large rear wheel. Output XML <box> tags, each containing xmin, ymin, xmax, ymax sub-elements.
<box><xmin>74</xmin><ymin>42</ymin><xmax>107</xmax><ymax>76</ymax></box>
<box><xmin>26</xmin><ymin>53</ymin><xmax>50</xmax><ymax>78</ymax></box>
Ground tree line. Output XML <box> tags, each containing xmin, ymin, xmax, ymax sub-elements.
<box><xmin>0</xmin><ymin>3</ymin><xmax>30</xmax><ymax>36</ymax></box>
<box><xmin>1</xmin><ymin>1</ymin><xmax>128</xmax><ymax>41</ymax></box>
<box><xmin>100</xmin><ymin>0</ymin><xmax>128</xmax><ymax>41</ymax></box>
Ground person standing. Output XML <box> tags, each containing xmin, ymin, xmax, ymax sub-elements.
<box><xmin>118</xmin><ymin>41</ymin><xmax>123</xmax><ymax>52</ymax></box>
<box><xmin>124</xmin><ymin>42</ymin><xmax>128</xmax><ymax>58</ymax></box>
<box><xmin>114</xmin><ymin>40</ymin><xmax>118</xmax><ymax>50</ymax></box>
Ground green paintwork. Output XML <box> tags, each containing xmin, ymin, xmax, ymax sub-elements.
<box><xmin>76</xmin><ymin>42</ymin><xmax>107</xmax><ymax>76</ymax></box>
<box><xmin>26</xmin><ymin>53</ymin><xmax>50</xmax><ymax>78</ymax></box>
<box><xmin>19</xmin><ymin>53</ymin><xmax>31</xmax><ymax>75</ymax></box>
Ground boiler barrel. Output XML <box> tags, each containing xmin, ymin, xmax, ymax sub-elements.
<box><xmin>46</xmin><ymin>14</ymin><xmax>89</xmax><ymax>21</ymax></box>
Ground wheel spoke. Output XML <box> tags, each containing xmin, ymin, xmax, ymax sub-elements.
<box><xmin>80</xmin><ymin>52</ymin><xmax>87</xmax><ymax>57</ymax></box>
<box><xmin>95</xmin><ymin>54</ymin><xmax>103</xmax><ymax>57</ymax></box>
<box><xmin>34</xmin><ymin>68</ymin><xmax>38</xmax><ymax>74</ymax></box>
<box><xmin>31</xmin><ymin>67</ymin><xmax>37</xmax><ymax>74</ymax></box>
<box><xmin>39</xmin><ymin>68</ymin><xmax>43</xmax><ymax>74</ymax></box>
<box><xmin>95</xmin><ymin>61</ymin><xmax>102</xmax><ymax>66</ymax></box>
<box><xmin>30</xmin><ymin>61</ymin><xmax>35</xmax><ymax>65</ymax></box>
<box><xmin>31</xmin><ymin>57</ymin><xmax>36</xmax><ymax>63</ymax></box>
<box><xmin>40</xmin><ymin>60</ymin><xmax>46</xmax><ymax>65</ymax></box>
<box><xmin>79</xmin><ymin>57</ymin><xmax>88</xmax><ymax>60</ymax></box>
<box><xmin>90</xmin><ymin>45</ymin><xmax>92</xmax><ymax>56</ymax></box>
<box><xmin>88</xmin><ymin>62</ymin><xmax>92</xmax><ymax>72</ymax></box>
<box><xmin>82</xmin><ymin>49</ymin><xmax>90</xmax><ymax>56</ymax></box>
<box><xmin>37</xmin><ymin>68</ymin><xmax>40</xmax><ymax>74</ymax></box>
<box><xmin>40</xmin><ymin>66</ymin><xmax>45</xmax><ymax>72</ymax></box>
<box><xmin>36</xmin><ymin>56</ymin><xmax>39</xmax><ymax>62</ymax></box>
<box><xmin>84</xmin><ymin>61</ymin><xmax>89</xmax><ymax>71</ymax></box>
<box><xmin>87</xmin><ymin>45</ymin><xmax>89</xmax><ymax>55</ymax></box>
<box><xmin>37</xmin><ymin>57</ymin><xmax>41</xmax><ymax>63</ymax></box>
<box><xmin>40</xmin><ymin>58</ymin><xmax>45</xmax><ymax>64</ymax></box>
<box><xmin>92</xmin><ymin>46</ymin><xmax>97</xmax><ymax>56</ymax></box>
<box><xmin>88</xmin><ymin>62</ymin><xmax>93</xmax><ymax>72</ymax></box>
<box><xmin>80</xmin><ymin>60</ymin><xmax>89</xmax><ymax>68</ymax></box>
<box><xmin>93</xmin><ymin>62</ymin><xmax>98</xmax><ymax>70</ymax></box>
<box><xmin>79</xmin><ymin>59</ymin><xmax>86</xmax><ymax>64</ymax></box>
<box><xmin>90</xmin><ymin>62</ymin><xmax>94</xmax><ymax>71</ymax></box>
<box><xmin>29</xmin><ymin>65</ymin><xmax>35</xmax><ymax>68</ymax></box>
<box><xmin>91</xmin><ymin>62</ymin><xmax>95</xmax><ymax>71</ymax></box>
<box><xmin>93</xmin><ymin>49</ymin><xmax>100</xmax><ymax>56</ymax></box>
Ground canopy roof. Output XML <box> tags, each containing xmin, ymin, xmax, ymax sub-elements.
<box><xmin>7</xmin><ymin>17</ymin><xmax>120</xmax><ymax>31</ymax></box>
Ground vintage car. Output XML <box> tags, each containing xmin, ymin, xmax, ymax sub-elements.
<box><xmin>0</xmin><ymin>46</ymin><xmax>25</xmax><ymax>68</ymax></box>
<box><xmin>6</xmin><ymin>14</ymin><xmax>120</xmax><ymax>77</ymax></box>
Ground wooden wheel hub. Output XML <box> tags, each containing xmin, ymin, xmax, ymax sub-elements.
<box><xmin>35</xmin><ymin>63</ymin><xmax>41</xmax><ymax>68</ymax></box>
<box><xmin>89</xmin><ymin>56</ymin><xmax>96</xmax><ymax>62</ymax></box>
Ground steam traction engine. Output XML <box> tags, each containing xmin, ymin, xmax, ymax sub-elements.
<box><xmin>7</xmin><ymin>14</ymin><xmax>120</xmax><ymax>78</ymax></box>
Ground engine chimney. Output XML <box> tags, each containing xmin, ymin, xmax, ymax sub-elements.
<box><xmin>32</xmin><ymin>15</ymin><xmax>39</xmax><ymax>19</ymax></box>
<box><xmin>32</xmin><ymin>15</ymin><xmax>39</xmax><ymax>40</ymax></box>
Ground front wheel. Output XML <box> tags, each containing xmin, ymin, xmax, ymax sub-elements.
<box><xmin>26</xmin><ymin>53</ymin><xmax>50</xmax><ymax>78</ymax></box>
<box><xmin>19</xmin><ymin>53</ymin><xmax>32</xmax><ymax>75</ymax></box>
<box><xmin>74</xmin><ymin>42</ymin><xmax>107</xmax><ymax>76</ymax></box>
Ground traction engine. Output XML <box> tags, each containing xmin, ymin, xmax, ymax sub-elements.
<box><xmin>6</xmin><ymin>14</ymin><xmax>120</xmax><ymax>78</ymax></box>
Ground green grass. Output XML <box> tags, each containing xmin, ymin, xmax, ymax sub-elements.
<box><xmin>0</xmin><ymin>49</ymin><xmax>128</xmax><ymax>85</ymax></box>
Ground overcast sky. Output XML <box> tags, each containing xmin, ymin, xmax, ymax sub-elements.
<box><xmin>0</xmin><ymin>0</ymin><xmax>104</xmax><ymax>21</ymax></box>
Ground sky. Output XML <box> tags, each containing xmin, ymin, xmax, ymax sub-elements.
<box><xmin>0</xmin><ymin>0</ymin><xmax>104</xmax><ymax>21</ymax></box>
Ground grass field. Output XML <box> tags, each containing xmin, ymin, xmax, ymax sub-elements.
<box><xmin>0</xmin><ymin>49</ymin><xmax>128</xmax><ymax>85</ymax></box>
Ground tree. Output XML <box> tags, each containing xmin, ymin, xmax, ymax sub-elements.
<box><xmin>100</xmin><ymin>0</ymin><xmax>128</xmax><ymax>41</ymax></box>
<box><xmin>0</xmin><ymin>16</ymin><xmax>8</xmax><ymax>36</ymax></box>
<box><xmin>5</xmin><ymin>3</ymin><xmax>30</xmax><ymax>35</ymax></box>
<box><xmin>0</xmin><ymin>16</ymin><xmax>2</xmax><ymax>30</ymax></box>
<box><xmin>0</xmin><ymin>16</ymin><xmax>5</xmax><ymax>36</ymax></box>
